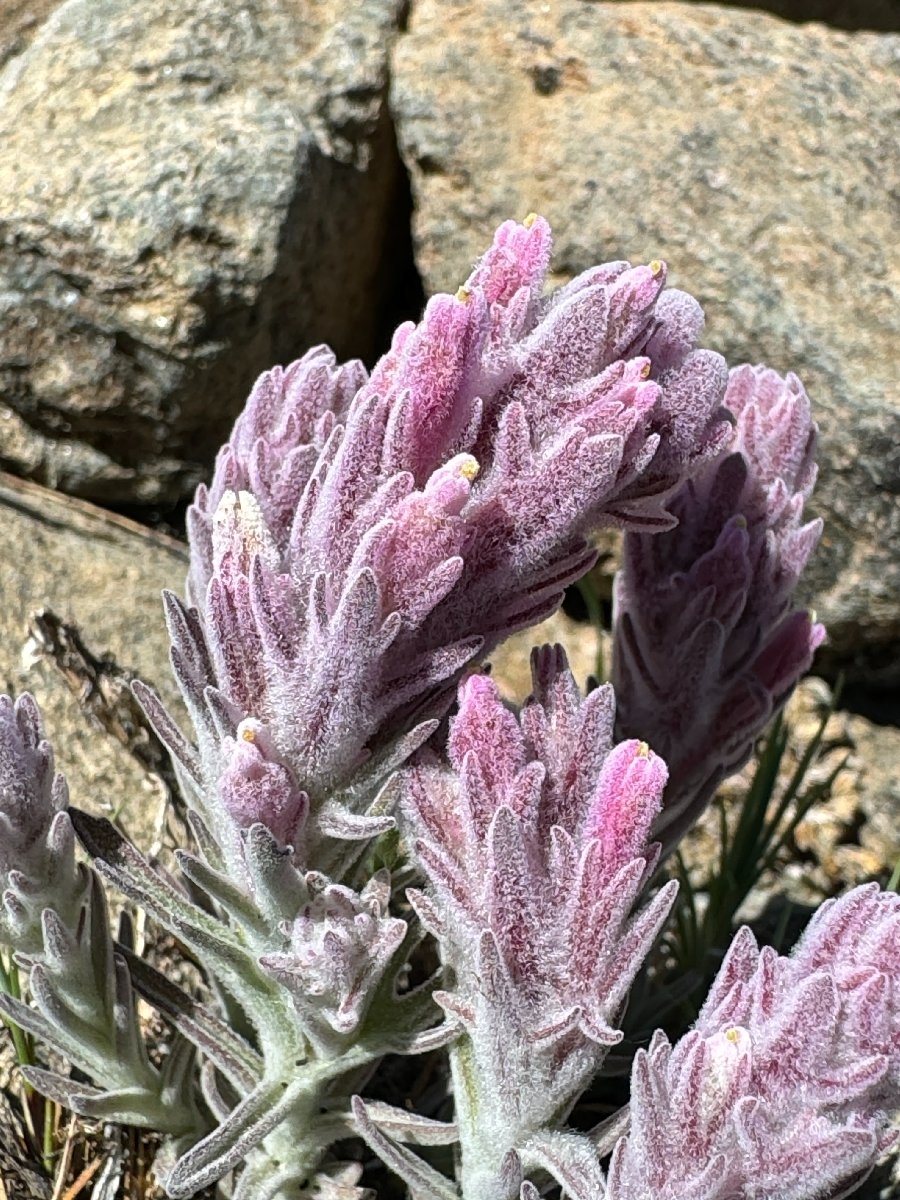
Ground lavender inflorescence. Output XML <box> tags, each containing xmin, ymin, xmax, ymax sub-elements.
<box><xmin>0</xmin><ymin>217</ymin><xmax>895</xmax><ymax>1200</ymax></box>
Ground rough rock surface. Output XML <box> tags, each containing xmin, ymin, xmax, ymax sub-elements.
<box><xmin>0</xmin><ymin>0</ymin><xmax>62</xmax><ymax>68</ymax></box>
<box><xmin>391</xmin><ymin>0</ymin><xmax>900</xmax><ymax>687</ymax></box>
<box><xmin>0</xmin><ymin>471</ymin><xmax>187</xmax><ymax>849</ymax></box>
<box><xmin>0</xmin><ymin>0</ymin><xmax>402</xmax><ymax>505</ymax></box>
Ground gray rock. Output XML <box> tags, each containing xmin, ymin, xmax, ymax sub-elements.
<box><xmin>0</xmin><ymin>470</ymin><xmax>187</xmax><ymax>848</ymax></box>
<box><xmin>0</xmin><ymin>0</ymin><xmax>402</xmax><ymax>505</ymax></box>
<box><xmin>391</xmin><ymin>0</ymin><xmax>900</xmax><ymax>687</ymax></box>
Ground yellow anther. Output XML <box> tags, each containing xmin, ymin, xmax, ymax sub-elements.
<box><xmin>725</xmin><ymin>1027</ymin><xmax>741</xmax><ymax>1043</ymax></box>
<box><xmin>636</xmin><ymin>741</ymin><xmax>650</xmax><ymax>758</ymax></box>
<box><xmin>733</xmin><ymin>515</ymin><xmax>748</xmax><ymax>530</ymax></box>
<box><xmin>649</xmin><ymin>259</ymin><xmax>663</xmax><ymax>276</ymax></box>
<box><xmin>523</xmin><ymin>212</ymin><xmax>539</xmax><ymax>228</ymax></box>
<box><xmin>241</xmin><ymin>727</ymin><xmax>257</xmax><ymax>743</ymax></box>
<box><xmin>459</xmin><ymin>456</ymin><xmax>480</xmax><ymax>482</ymax></box>
<box><xmin>640</xmin><ymin>362</ymin><xmax>652</xmax><ymax>379</ymax></box>
<box><xmin>456</xmin><ymin>286</ymin><xmax>472</xmax><ymax>303</ymax></box>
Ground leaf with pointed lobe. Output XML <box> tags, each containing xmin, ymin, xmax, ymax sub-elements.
<box><xmin>166</xmin><ymin>1075</ymin><xmax>309</xmax><ymax>1198</ymax></box>
<box><xmin>358</xmin><ymin>1100</ymin><xmax>459</xmax><ymax>1147</ymax></box>
<box><xmin>351</xmin><ymin>1097</ymin><xmax>460</xmax><ymax>1200</ymax></box>
<box><xmin>121</xmin><ymin>946</ymin><xmax>262</xmax><ymax>1092</ymax></box>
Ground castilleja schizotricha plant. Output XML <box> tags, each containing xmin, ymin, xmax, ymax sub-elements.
<box><xmin>0</xmin><ymin>216</ymin><xmax>896</xmax><ymax>1200</ymax></box>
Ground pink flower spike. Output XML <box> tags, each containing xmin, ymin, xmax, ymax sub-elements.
<box><xmin>464</xmin><ymin>213</ymin><xmax>553</xmax><ymax>309</ymax></box>
<box><xmin>401</xmin><ymin>646</ymin><xmax>675</xmax><ymax>1176</ymax></box>
<box><xmin>583</xmin><ymin>739</ymin><xmax>668</xmax><ymax>872</ymax></box>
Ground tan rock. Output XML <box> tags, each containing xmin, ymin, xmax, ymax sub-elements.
<box><xmin>0</xmin><ymin>471</ymin><xmax>187</xmax><ymax>849</ymax></box>
<box><xmin>0</xmin><ymin>0</ymin><xmax>62</xmax><ymax>68</ymax></box>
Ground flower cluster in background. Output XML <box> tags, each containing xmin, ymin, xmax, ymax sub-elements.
<box><xmin>613</xmin><ymin>364</ymin><xmax>825</xmax><ymax>854</ymax></box>
<box><xmin>0</xmin><ymin>217</ymin><xmax>895</xmax><ymax>1200</ymax></box>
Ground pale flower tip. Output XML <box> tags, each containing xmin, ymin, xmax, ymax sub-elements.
<box><xmin>236</xmin><ymin>717</ymin><xmax>263</xmax><ymax>744</ymax></box>
<box><xmin>458</xmin><ymin>455</ymin><xmax>480</xmax><ymax>482</ymax></box>
<box><xmin>214</xmin><ymin>487</ymin><xmax>264</xmax><ymax>529</ymax></box>
<box><xmin>522</xmin><ymin>211</ymin><xmax>539</xmax><ymax>228</ymax></box>
<box><xmin>215</xmin><ymin>487</ymin><xmax>238</xmax><ymax>516</ymax></box>
<box><xmin>455</xmin><ymin>285</ymin><xmax>472</xmax><ymax>304</ymax></box>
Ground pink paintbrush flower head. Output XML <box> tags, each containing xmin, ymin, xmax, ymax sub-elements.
<box><xmin>141</xmin><ymin>217</ymin><xmax>731</xmax><ymax>865</ymax></box>
<box><xmin>402</xmin><ymin>646</ymin><xmax>675</xmax><ymax>1162</ymax></box>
